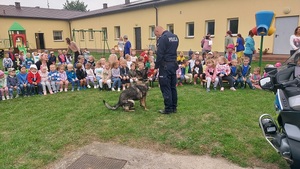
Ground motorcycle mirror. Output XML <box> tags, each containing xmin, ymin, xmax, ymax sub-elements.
<box><xmin>259</xmin><ymin>77</ymin><xmax>273</xmax><ymax>90</ymax></box>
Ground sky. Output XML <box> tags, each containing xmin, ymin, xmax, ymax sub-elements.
<box><xmin>1</xmin><ymin>0</ymin><xmax>127</xmax><ymax>11</ymax></box>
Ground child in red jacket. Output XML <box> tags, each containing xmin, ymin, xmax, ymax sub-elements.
<box><xmin>27</xmin><ymin>64</ymin><xmax>43</xmax><ymax>95</ymax></box>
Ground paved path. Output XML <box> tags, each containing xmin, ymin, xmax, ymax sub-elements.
<box><xmin>46</xmin><ymin>142</ymin><xmax>265</xmax><ymax>169</ymax></box>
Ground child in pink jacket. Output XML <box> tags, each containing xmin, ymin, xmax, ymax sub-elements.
<box><xmin>216</xmin><ymin>56</ymin><xmax>235</xmax><ymax>91</ymax></box>
<box><xmin>205</xmin><ymin>59</ymin><xmax>219</xmax><ymax>92</ymax></box>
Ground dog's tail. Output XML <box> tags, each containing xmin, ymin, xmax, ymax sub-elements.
<box><xmin>103</xmin><ymin>100</ymin><xmax>120</xmax><ymax>110</ymax></box>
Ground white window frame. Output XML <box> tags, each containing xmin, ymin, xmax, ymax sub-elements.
<box><xmin>227</xmin><ymin>18</ymin><xmax>239</xmax><ymax>36</ymax></box>
<box><xmin>114</xmin><ymin>26</ymin><xmax>121</xmax><ymax>40</ymax></box>
<box><xmin>205</xmin><ymin>20</ymin><xmax>215</xmax><ymax>37</ymax></box>
<box><xmin>149</xmin><ymin>25</ymin><xmax>155</xmax><ymax>39</ymax></box>
<box><xmin>167</xmin><ymin>24</ymin><xmax>174</xmax><ymax>34</ymax></box>
<box><xmin>186</xmin><ymin>22</ymin><xmax>194</xmax><ymax>38</ymax></box>
<box><xmin>53</xmin><ymin>30</ymin><xmax>63</xmax><ymax>41</ymax></box>
<box><xmin>88</xmin><ymin>29</ymin><xmax>94</xmax><ymax>40</ymax></box>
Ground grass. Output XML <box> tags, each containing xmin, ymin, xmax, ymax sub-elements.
<box><xmin>0</xmin><ymin>58</ymin><xmax>288</xmax><ymax>169</ymax></box>
<box><xmin>0</xmin><ymin>80</ymin><xmax>289</xmax><ymax>169</ymax></box>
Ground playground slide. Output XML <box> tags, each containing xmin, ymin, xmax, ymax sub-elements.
<box><xmin>18</xmin><ymin>46</ymin><xmax>27</xmax><ymax>55</ymax></box>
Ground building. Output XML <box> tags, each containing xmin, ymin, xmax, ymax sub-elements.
<box><xmin>0</xmin><ymin>0</ymin><xmax>299</xmax><ymax>55</ymax></box>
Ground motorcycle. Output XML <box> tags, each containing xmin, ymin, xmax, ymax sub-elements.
<box><xmin>259</xmin><ymin>50</ymin><xmax>300</xmax><ymax>169</ymax></box>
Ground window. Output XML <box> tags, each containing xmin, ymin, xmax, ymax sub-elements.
<box><xmin>102</xmin><ymin>27</ymin><xmax>108</xmax><ymax>40</ymax></box>
<box><xmin>186</xmin><ymin>22</ymin><xmax>194</xmax><ymax>37</ymax></box>
<box><xmin>88</xmin><ymin>29</ymin><xmax>94</xmax><ymax>40</ymax></box>
<box><xmin>149</xmin><ymin>25</ymin><xmax>155</xmax><ymax>39</ymax></box>
<box><xmin>206</xmin><ymin>21</ymin><xmax>215</xmax><ymax>36</ymax></box>
<box><xmin>80</xmin><ymin>29</ymin><xmax>85</xmax><ymax>40</ymax></box>
<box><xmin>167</xmin><ymin>24</ymin><xmax>174</xmax><ymax>34</ymax></box>
<box><xmin>53</xmin><ymin>31</ymin><xmax>63</xmax><ymax>41</ymax></box>
<box><xmin>114</xmin><ymin>26</ymin><xmax>120</xmax><ymax>39</ymax></box>
<box><xmin>228</xmin><ymin>18</ymin><xmax>239</xmax><ymax>35</ymax></box>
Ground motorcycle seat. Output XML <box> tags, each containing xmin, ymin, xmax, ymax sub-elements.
<box><xmin>284</xmin><ymin>87</ymin><xmax>300</xmax><ymax>97</ymax></box>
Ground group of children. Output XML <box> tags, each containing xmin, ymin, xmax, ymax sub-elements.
<box><xmin>0</xmin><ymin>46</ymin><xmax>281</xmax><ymax>100</ymax></box>
<box><xmin>176</xmin><ymin>49</ymin><xmax>278</xmax><ymax>92</ymax></box>
<box><xmin>0</xmin><ymin>48</ymin><xmax>158</xmax><ymax>100</ymax></box>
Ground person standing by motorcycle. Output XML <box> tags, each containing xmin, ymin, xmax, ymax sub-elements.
<box><xmin>290</xmin><ymin>26</ymin><xmax>300</xmax><ymax>56</ymax></box>
<box><xmin>154</xmin><ymin>26</ymin><xmax>179</xmax><ymax>114</ymax></box>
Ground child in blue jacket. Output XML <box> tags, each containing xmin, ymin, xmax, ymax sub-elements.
<box><xmin>17</xmin><ymin>66</ymin><xmax>30</xmax><ymax>97</ymax></box>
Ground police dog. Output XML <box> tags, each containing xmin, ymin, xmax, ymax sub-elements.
<box><xmin>103</xmin><ymin>83</ymin><xmax>149</xmax><ymax>112</ymax></box>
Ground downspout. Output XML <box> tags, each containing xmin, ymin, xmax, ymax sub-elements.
<box><xmin>154</xmin><ymin>6</ymin><xmax>158</xmax><ymax>26</ymax></box>
<box><xmin>68</xmin><ymin>20</ymin><xmax>72</xmax><ymax>40</ymax></box>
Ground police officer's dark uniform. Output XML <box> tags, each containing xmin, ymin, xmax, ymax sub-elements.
<box><xmin>155</xmin><ymin>30</ymin><xmax>179</xmax><ymax>114</ymax></box>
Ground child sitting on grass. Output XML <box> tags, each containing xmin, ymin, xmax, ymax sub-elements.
<box><xmin>39</xmin><ymin>66</ymin><xmax>53</xmax><ymax>95</ymax></box>
<box><xmin>111</xmin><ymin>61</ymin><xmax>121</xmax><ymax>92</ymax></box>
<box><xmin>250</xmin><ymin>67</ymin><xmax>262</xmax><ymax>89</ymax></box>
<box><xmin>27</xmin><ymin>64</ymin><xmax>43</xmax><ymax>95</ymax></box>
<box><xmin>236</xmin><ymin>57</ymin><xmax>255</xmax><ymax>89</ymax></box>
<box><xmin>7</xmin><ymin>68</ymin><xmax>20</xmax><ymax>99</ymax></box>
<box><xmin>120</xmin><ymin>60</ymin><xmax>130</xmax><ymax>90</ymax></box>
<box><xmin>216</xmin><ymin>56</ymin><xmax>235</xmax><ymax>91</ymax></box>
<box><xmin>76</xmin><ymin>63</ymin><xmax>87</xmax><ymax>90</ymax></box>
<box><xmin>17</xmin><ymin>66</ymin><xmax>30</xmax><ymax>97</ymax></box>
<box><xmin>129</xmin><ymin>63</ymin><xmax>138</xmax><ymax>85</ymax></box>
<box><xmin>205</xmin><ymin>59</ymin><xmax>219</xmax><ymax>92</ymax></box>
<box><xmin>0</xmin><ymin>70</ymin><xmax>9</xmax><ymax>100</ymax></box>
<box><xmin>66</xmin><ymin>64</ymin><xmax>80</xmax><ymax>91</ymax></box>
<box><xmin>192</xmin><ymin>59</ymin><xmax>204</xmax><ymax>85</ymax></box>
<box><xmin>85</xmin><ymin>63</ymin><xmax>96</xmax><ymax>89</ymax></box>
<box><xmin>48</xmin><ymin>64</ymin><xmax>60</xmax><ymax>93</ymax></box>
<box><xmin>99</xmin><ymin>62</ymin><xmax>112</xmax><ymax>90</ymax></box>
<box><xmin>58</xmin><ymin>65</ymin><xmax>69</xmax><ymax>92</ymax></box>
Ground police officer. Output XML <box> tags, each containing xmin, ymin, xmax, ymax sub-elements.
<box><xmin>154</xmin><ymin>26</ymin><xmax>179</xmax><ymax>114</ymax></box>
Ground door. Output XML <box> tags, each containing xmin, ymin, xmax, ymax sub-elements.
<box><xmin>273</xmin><ymin>16</ymin><xmax>299</xmax><ymax>54</ymax></box>
<box><xmin>35</xmin><ymin>33</ymin><xmax>45</xmax><ymax>49</ymax></box>
<box><xmin>134</xmin><ymin>27</ymin><xmax>141</xmax><ymax>50</ymax></box>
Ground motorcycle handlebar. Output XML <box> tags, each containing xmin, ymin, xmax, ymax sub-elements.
<box><xmin>280</xmin><ymin>78</ymin><xmax>300</xmax><ymax>88</ymax></box>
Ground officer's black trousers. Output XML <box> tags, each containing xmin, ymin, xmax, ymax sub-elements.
<box><xmin>158</xmin><ymin>63</ymin><xmax>178</xmax><ymax>112</ymax></box>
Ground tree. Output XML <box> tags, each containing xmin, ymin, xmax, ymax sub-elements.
<box><xmin>63</xmin><ymin>0</ymin><xmax>88</xmax><ymax>12</ymax></box>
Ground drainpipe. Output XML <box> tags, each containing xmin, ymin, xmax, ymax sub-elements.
<box><xmin>154</xmin><ymin>6</ymin><xmax>158</xmax><ymax>26</ymax></box>
<box><xmin>68</xmin><ymin>20</ymin><xmax>72</xmax><ymax>40</ymax></box>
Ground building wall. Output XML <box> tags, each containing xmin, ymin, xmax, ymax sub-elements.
<box><xmin>70</xmin><ymin>0</ymin><xmax>300</xmax><ymax>54</ymax></box>
<box><xmin>0</xmin><ymin>0</ymin><xmax>299</xmax><ymax>54</ymax></box>
<box><xmin>0</xmin><ymin>18</ymin><xmax>70</xmax><ymax>50</ymax></box>
<box><xmin>156</xmin><ymin>0</ymin><xmax>300</xmax><ymax>53</ymax></box>
<box><xmin>70</xmin><ymin>7</ymin><xmax>157</xmax><ymax>53</ymax></box>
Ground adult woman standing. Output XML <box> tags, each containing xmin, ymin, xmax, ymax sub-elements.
<box><xmin>66</xmin><ymin>37</ymin><xmax>81</xmax><ymax>64</ymax></box>
<box><xmin>244</xmin><ymin>30</ymin><xmax>256</xmax><ymax>65</ymax></box>
<box><xmin>235</xmin><ymin>33</ymin><xmax>245</xmax><ymax>63</ymax></box>
<box><xmin>117</xmin><ymin>36</ymin><xmax>125</xmax><ymax>57</ymax></box>
<box><xmin>224</xmin><ymin>31</ymin><xmax>234</xmax><ymax>54</ymax></box>
<box><xmin>35</xmin><ymin>52</ymin><xmax>51</xmax><ymax>71</ymax></box>
<box><xmin>201</xmin><ymin>34</ymin><xmax>212</xmax><ymax>53</ymax></box>
<box><xmin>290</xmin><ymin>26</ymin><xmax>300</xmax><ymax>56</ymax></box>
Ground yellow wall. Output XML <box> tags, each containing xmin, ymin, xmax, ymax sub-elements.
<box><xmin>70</xmin><ymin>7</ymin><xmax>157</xmax><ymax>53</ymax></box>
<box><xmin>156</xmin><ymin>0</ymin><xmax>300</xmax><ymax>53</ymax></box>
<box><xmin>0</xmin><ymin>18</ymin><xmax>70</xmax><ymax>50</ymax></box>
<box><xmin>0</xmin><ymin>0</ymin><xmax>299</xmax><ymax>54</ymax></box>
<box><xmin>70</xmin><ymin>0</ymin><xmax>300</xmax><ymax>53</ymax></box>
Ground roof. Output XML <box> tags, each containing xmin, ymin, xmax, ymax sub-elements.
<box><xmin>0</xmin><ymin>5</ymin><xmax>84</xmax><ymax>20</ymax></box>
<box><xmin>9</xmin><ymin>22</ymin><xmax>25</xmax><ymax>31</ymax></box>
<box><xmin>72</xmin><ymin>0</ymin><xmax>187</xmax><ymax>19</ymax></box>
<box><xmin>0</xmin><ymin>0</ymin><xmax>188</xmax><ymax>20</ymax></box>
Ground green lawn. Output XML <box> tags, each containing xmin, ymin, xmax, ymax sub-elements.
<box><xmin>0</xmin><ymin>58</ymin><xmax>288</xmax><ymax>169</ymax></box>
<box><xmin>0</xmin><ymin>80</ymin><xmax>289</xmax><ymax>169</ymax></box>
